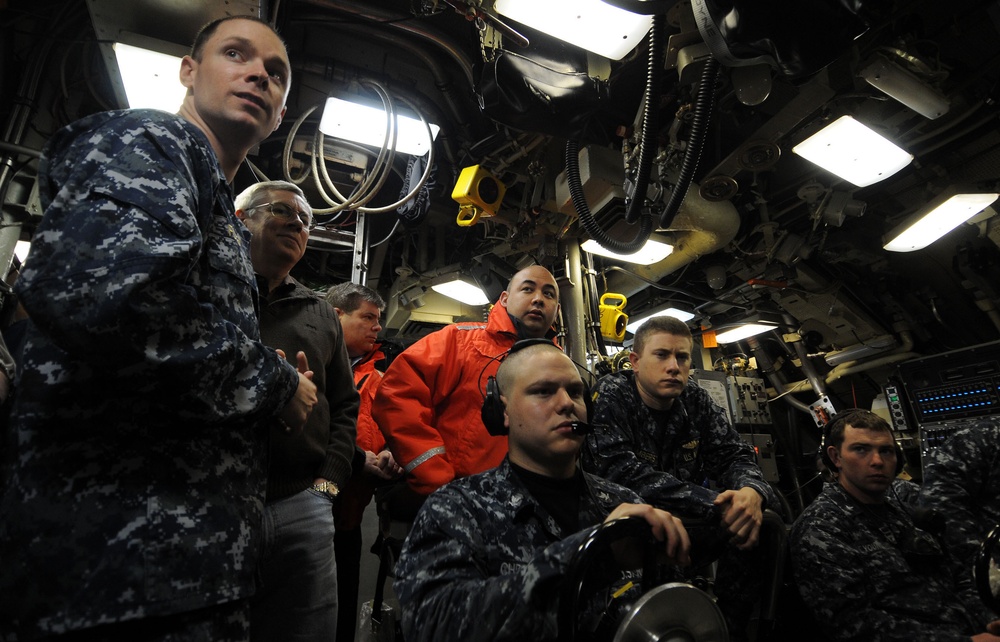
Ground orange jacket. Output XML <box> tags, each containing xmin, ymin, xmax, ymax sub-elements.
<box><xmin>336</xmin><ymin>347</ymin><xmax>386</xmax><ymax>530</ymax></box>
<box><xmin>373</xmin><ymin>304</ymin><xmax>526</xmax><ymax>495</ymax></box>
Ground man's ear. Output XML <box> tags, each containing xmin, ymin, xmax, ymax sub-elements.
<box><xmin>235</xmin><ymin>208</ymin><xmax>249</xmax><ymax>224</ymax></box>
<box><xmin>498</xmin><ymin>291</ymin><xmax>509</xmax><ymax>309</ymax></box>
<box><xmin>827</xmin><ymin>445</ymin><xmax>841</xmax><ymax>470</ymax></box>
<box><xmin>501</xmin><ymin>395</ymin><xmax>510</xmax><ymax>433</ymax></box>
<box><xmin>179</xmin><ymin>55</ymin><xmax>197</xmax><ymax>89</ymax></box>
<box><xmin>628</xmin><ymin>351</ymin><xmax>640</xmax><ymax>369</ymax></box>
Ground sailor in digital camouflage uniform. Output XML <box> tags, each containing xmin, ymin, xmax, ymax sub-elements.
<box><xmin>580</xmin><ymin>315</ymin><xmax>775</xmax><ymax>638</ymax></box>
<box><xmin>920</xmin><ymin>419</ymin><xmax>1000</xmax><ymax>575</ymax></box>
<box><xmin>395</xmin><ymin>341</ymin><xmax>691</xmax><ymax>642</ymax></box>
<box><xmin>789</xmin><ymin>409</ymin><xmax>1000</xmax><ymax>641</ymax></box>
<box><xmin>0</xmin><ymin>16</ymin><xmax>318</xmax><ymax>642</ymax></box>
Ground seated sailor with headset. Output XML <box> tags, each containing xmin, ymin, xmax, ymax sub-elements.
<box><xmin>789</xmin><ymin>408</ymin><xmax>1000</xmax><ymax>641</ymax></box>
<box><xmin>394</xmin><ymin>340</ymin><xmax>691</xmax><ymax>642</ymax></box>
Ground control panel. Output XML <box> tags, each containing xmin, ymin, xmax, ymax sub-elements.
<box><xmin>690</xmin><ymin>370</ymin><xmax>773</xmax><ymax>426</ymax></box>
<box><xmin>727</xmin><ymin>376</ymin><xmax>773</xmax><ymax>425</ymax></box>
<box><xmin>740</xmin><ymin>432</ymin><xmax>780</xmax><ymax>482</ymax></box>
<box><xmin>894</xmin><ymin>339</ymin><xmax>1000</xmax><ymax>470</ymax></box>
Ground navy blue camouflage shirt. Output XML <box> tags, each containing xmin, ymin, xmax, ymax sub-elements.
<box><xmin>919</xmin><ymin>419</ymin><xmax>1000</xmax><ymax>573</ymax></box>
<box><xmin>582</xmin><ymin>370</ymin><xmax>775</xmax><ymax>519</ymax></box>
<box><xmin>790</xmin><ymin>480</ymin><xmax>992</xmax><ymax>641</ymax></box>
<box><xmin>395</xmin><ymin>458</ymin><xmax>643</xmax><ymax>642</ymax></box>
<box><xmin>0</xmin><ymin>109</ymin><xmax>299</xmax><ymax>636</ymax></box>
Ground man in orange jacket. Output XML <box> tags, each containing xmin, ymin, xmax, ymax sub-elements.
<box><xmin>373</xmin><ymin>265</ymin><xmax>561</xmax><ymax>502</ymax></box>
<box><xmin>326</xmin><ymin>282</ymin><xmax>403</xmax><ymax>642</ymax></box>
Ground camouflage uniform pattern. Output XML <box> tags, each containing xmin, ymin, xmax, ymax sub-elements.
<box><xmin>0</xmin><ymin>110</ymin><xmax>300</xmax><ymax>636</ymax></box>
<box><xmin>919</xmin><ymin>419</ymin><xmax>1000</xmax><ymax>571</ymax></box>
<box><xmin>395</xmin><ymin>459</ymin><xmax>642</xmax><ymax>642</ymax></box>
<box><xmin>582</xmin><ymin>370</ymin><xmax>775</xmax><ymax>519</ymax></box>
<box><xmin>789</xmin><ymin>480</ymin><xmax>992</xmax><ymax>641</ymax></box>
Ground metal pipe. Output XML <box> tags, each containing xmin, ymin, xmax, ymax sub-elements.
<box><xmin>563</xmin><ymin>243</ymin><xmax>587</xmax><ymax>367</ymax></box>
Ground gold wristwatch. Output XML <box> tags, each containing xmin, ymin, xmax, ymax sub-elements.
<box><xmin>311</xmin><ymin>480</ymin><xmax>340</xmax><ymax>497</ymax></box>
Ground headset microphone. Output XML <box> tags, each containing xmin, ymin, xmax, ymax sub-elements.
<box><xmin>570</xmin><ymin>421</ymin><xmax>592</xmax><ymax>436</ymax></box>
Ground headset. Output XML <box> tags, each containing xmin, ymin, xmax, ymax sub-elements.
<box><xmin>481</xmin><ymin>338</ymin><xmax>594</xmax><ymax>437</ymax></box>
<box><xmin>820</xmin><ymin>408</ymin><xmax>906</xmax><ymax>476</ymax></box>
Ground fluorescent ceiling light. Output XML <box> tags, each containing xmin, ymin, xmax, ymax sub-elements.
<box><xmin>113</xmin><ymin>43</ymin><xmax>185</xmax><ymax>112</ymax></box>
<box><xmin>860</xmin><ymin>55</ymin><xmax>949</xmax><ymax>120</ymax></box>
<box><xmin>319</xmin><ymin>96</ymin><xmax>439</xmax><ymax>157</ymax></box>
<box><xmin>715</xmin><ymin>323</ymin><xmax>776</xmax><ymax>344</ymax></box>
<box><xmin>626</xmin><ymin>308</ymin><xmax>696</xmax><ymax>335</ymax></box>
<box><xmin>430</xmin><ymin>279</ymin><xmax>490</xmax><ymax>306</ymax></box>
<box><xmin>581</xmin><ymin>238</ymin><xmax>674</xmax><ymax>265</ymax></box>
<box><xmin>494</xmin><ymin>0</ymin><xmax>652</xmax><ymax>60</ymax></box>
<box><xmin>14</xmin><ymin>240</ymin><xmax>30</xmax><ymax>264</ymax></box>
<box><xmin>883</xmin><ymin>190</ymin><xmax>999</xmax><ymax>252</ymax></box>
<box><xmin>792</xmin><ymin>115</ymin><xmax>913</xmax><ymax>187</ymax></box>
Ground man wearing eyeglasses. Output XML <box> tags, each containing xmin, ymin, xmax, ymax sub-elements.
<box><xmin>235</xmin><ymin>180</ymin><xmax>360</xmax><ymax>642</ymax></box>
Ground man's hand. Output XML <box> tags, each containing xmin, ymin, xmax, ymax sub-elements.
<box><xmin>277</xmin><ymin>350</ymin><xmax>317</xmax><ymax>432</ymax></box>
<box><xmin>363</xmin><ymin>449</ymin><xmax>404</xmax><ymax>480</ymax></box>
<box><xmin>713</xmin><ymin>487</ymin><xmax>763</xmax><ymax>550</ymax></box>
<box><xmin>605</xmin><ymin>503</ymin><xmax>691</xmax><ymax>567</ymax></box>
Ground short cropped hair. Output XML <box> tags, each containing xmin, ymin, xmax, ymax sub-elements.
<box><xmin>825</xmin><ymin>408</ymin><xmax>892</xmax><ymax>450</ymax></box>
<box><xmin>633</xmin><ymin>315</ymin><xmax>693</xmax><ymax>355</ymax></box>
<box><xmin>495</xmin><ymin>342</ymin><xmax>568</xmax><ymax>395</ymax></box>
<box><xmin>190</xmin><ymin>15</ymin><xmax>285</xmax><ymax>61</ymax></box>
<box><xmin>325</xmin><ymin>282</ymin><xmax>386</xmax><ymax>313</ymax></box>
<box><xmin>234</xmin><ymin>180</ymin><xmax>307</xmax><ymax>213</ymax></box>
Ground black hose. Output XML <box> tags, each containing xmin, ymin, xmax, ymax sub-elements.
<box><xmin>659</xmin><ymin>56</ymin><xmax>720</xmax><ymax>228</ymax></box>
<box><xmin>567</xmin><ymin>15</ymin><xmax>666</xmax><ymax>254</ymax></box>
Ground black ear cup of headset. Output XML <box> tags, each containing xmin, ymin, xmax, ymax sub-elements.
<box><xmin>481</xmin><ymin>338</ymin><xmax>593</xmax><ymax>436</ymax></box>
<box><xmin>821</xmin><ymin>408</ymin><xmax>905</xmax><ymax>475</ymax></box>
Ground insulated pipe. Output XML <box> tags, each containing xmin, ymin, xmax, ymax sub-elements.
<box><xmin>784</xmin><ymin>314</ymin><xmax>828</xmax><ymax>398</ymax></box>
<box><xmin>563</xmin><ymin>243</ymin><xmax>588</xmax><ymax>367</ymax></box>
<box><xmin>603</xmin><ymin>184</ymin><xmax>740</xmax><ymax>299</ymax></box>
<box><xmin>746</xmin><ymin>335</ymin><xmax>813</xmax><ymax>416</ymax></box>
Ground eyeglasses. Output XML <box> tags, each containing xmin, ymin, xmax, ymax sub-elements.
<box><xmin>246</xmin><ymin>201</ymin><xmax>314</xmax><ymax>229</ymax></box>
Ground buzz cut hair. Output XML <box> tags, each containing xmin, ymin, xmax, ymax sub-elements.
<box><xmin>190</xmin><ymin>15</ymin><xmax>286</xmax><ymax>61</ymax></box>
<box><xmin>495</xmin><ymin>342</ymin><xmax>567</xmax><ymax>395</ymax></box>
<box><xmin>825</xmin><ymin>408</ymin><xmax>892</xmax><ymax>450</ymax></box>
<box><xmin>632</xmin><ymin>315</ymin><xmax>693</xmax><ymax>355</ymax></box>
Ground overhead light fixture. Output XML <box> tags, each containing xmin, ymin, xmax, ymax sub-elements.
<box><xmin>319</xmin><ymin>96</ymin><xmax>439</xmax><ymax>157</ymax></box>
<box><xmin>112</xmin><ymin>42</ymin><xmax>186</xmax><ymax>112</ymax></box>
<box><xmin>860</xmin><ymin>55</ymin><xmax>949</xmax><ymax>120</ymax></box>
<box><xmin>626</xmin><ymin>307</ymin><xmax>696</xmax><ymax>335</ymax></box>
<box><xmin>715</xmin><ymin>323</ymin><xmax>776</xmax><ymax>344</ymax></box>
<box><xmin>494</xmin><ymin>0</ymin><xmax>652</xmax><ymax>60</ymax></box>
<box><xmin>883</xmin><ymin>187</ymin><xmax>1000</xmax><ymax>252</ymax></box>
<box><xmin>15</xmin><ymin>240</ymin><xmax>30</xmax><ymax>264</ymax></box>
<box><xmin>430</xmin><ymin>279</ymin><xmax>490</xmax><ymax>306</ymax></box>
<box><xmin>792</xmin><ymin>115</ymin><xmax>913</xmax><ymax>187</ymax></box>
<box><xmin>581</xmin><ymin>238</ymin><xmax>674</xmax><ymax>265</ymax></box>
<box><xmin>713</xmin><ymin>311</ymin><xmax>783</xmax><ymax>344</ymax></box>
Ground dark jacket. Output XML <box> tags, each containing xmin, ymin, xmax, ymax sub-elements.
<box><xmin>257</xmin><ymin>275</ymin><xmax>359</xmax><ymax>501</ymax></box>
